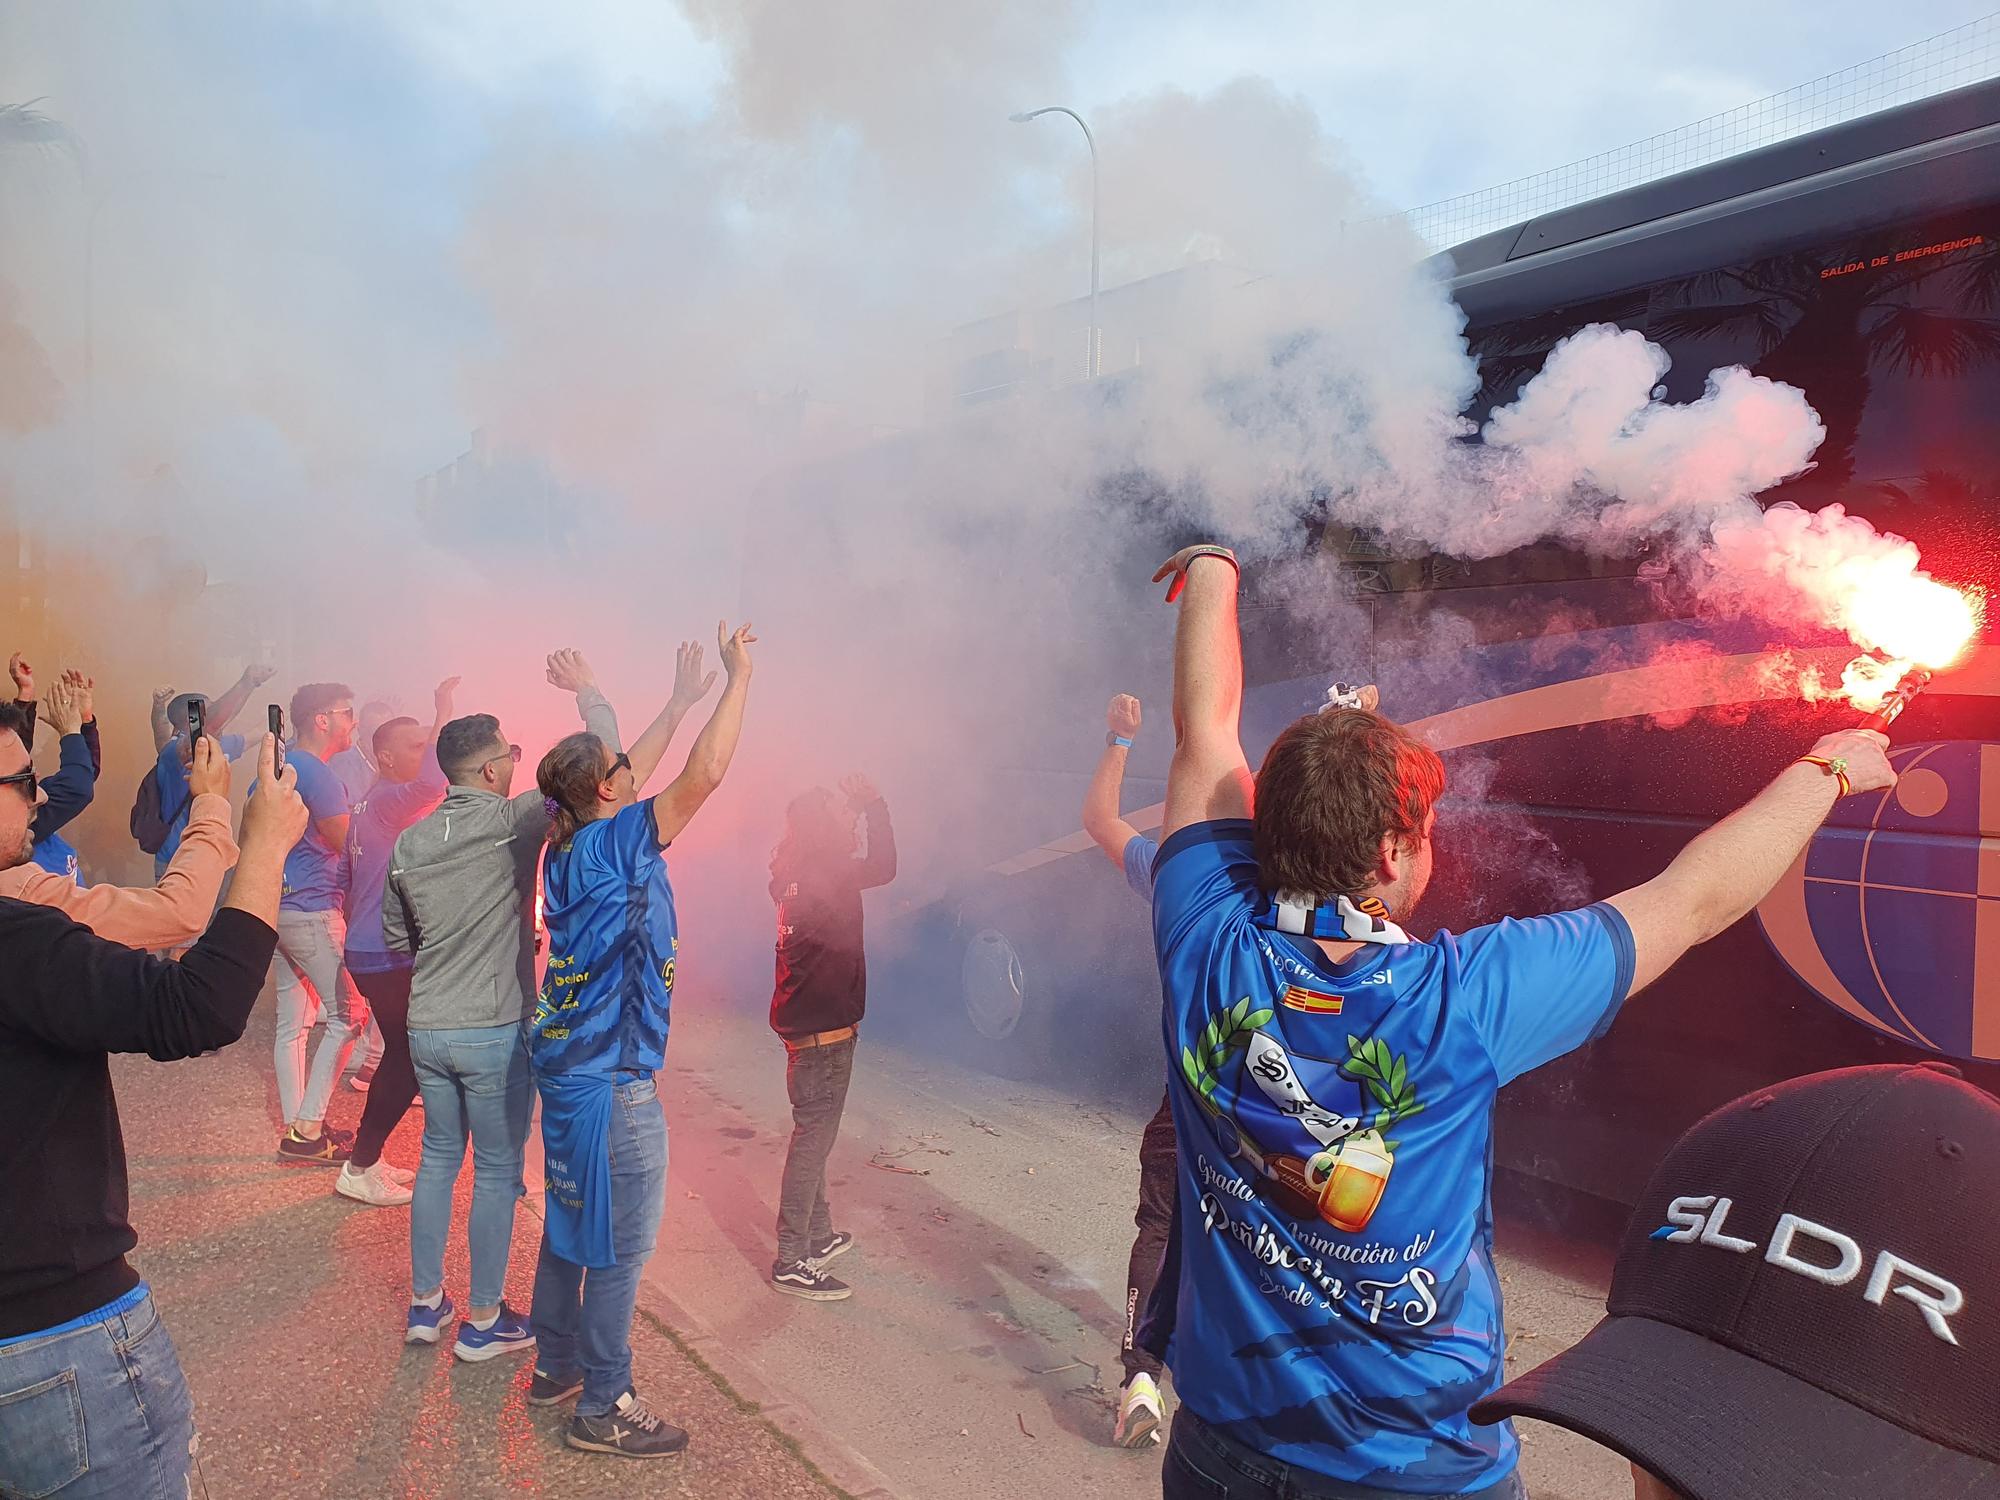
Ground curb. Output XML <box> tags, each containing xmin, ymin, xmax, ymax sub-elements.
<box><xmin>520</xmin><ymin>1136</ymin><xmax>904</xmax><ymax>1500</ymax></box>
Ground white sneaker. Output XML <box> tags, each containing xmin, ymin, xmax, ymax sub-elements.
<box><xmin>335</xmin><ymin>1160</ymin><xmax>413</xmax><ymax>1207</ymax></box>
<box><xmin>383</xmin><ymin>1163</ymin><xmax>416</xmax><ymax>1188</ymax></box>
<box><xmin>1113</xmin><ymin>1371</ymin><xmax>1164</xmax><ymax>1449</ymax></box>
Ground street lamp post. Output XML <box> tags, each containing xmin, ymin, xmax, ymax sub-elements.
<box><xmin>1009</xmin><ymin>106</ymin><xmax>1099</xmax><ymax>379</ymax></box>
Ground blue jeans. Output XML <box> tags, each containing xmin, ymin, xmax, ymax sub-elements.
<box><xmin>0</xmin><ymin>1290</ymin><xmax>199</xmax><ymax>1500</ymax></box>
<box><xmin>1163</xmin><ymin>1409</ymin><xmax>1528</xmax><ymax>1500</ymax></box>
<box><xmin>529</xmin><ymin>1076</ymin><xmax>668</xmax><ymax>1417</ymax></box>
<box><xmin>409</xmin><ymin>1024</ymin><xmax>533</xmax><ymax>1310</ymax></box>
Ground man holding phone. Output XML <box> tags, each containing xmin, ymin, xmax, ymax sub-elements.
<box><xmin>146</xmin><ymin>663</ymin><xmax>274</xmax><ymax>876</ymax></box>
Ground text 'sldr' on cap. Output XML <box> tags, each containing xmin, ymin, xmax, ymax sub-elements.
<box><xmin>1471</xmin><ymin>1063</ymin><xmax>1999</xmax><ymax>1500</ymax></box>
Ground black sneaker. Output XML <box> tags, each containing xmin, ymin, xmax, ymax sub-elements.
<box><xmin>277</xmin><ymin>1128</ymin><xmax>352</xmax><ymax>1165</ymax></box>
<box><xmin>809</xmin><ymin>1230</ymin><xmax>855</xmax><ymax>1265</ymax></box>
<box><xmin>528</xmin><ymin>1367</ymin><xmax>584</xmax><ymax>1407</ymax></box>
<box><xmin>566</xmin><ymin>1391</ymin><xmax>688</xmax><ymax>1459</ymax></box>
<box><xmin>772</xmin><ymin>1260</ymin><xmax>852</xmax><ymax>1301</ymax></box>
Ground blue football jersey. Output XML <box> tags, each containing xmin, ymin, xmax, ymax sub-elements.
<box><xmin>1152</xmin><ymin>820</ymin><xmax>1633</xmax><ymax>1492</ymax></box>
<box><xmin>533</xmin><ymin>800</ymin><xmax>678</xmax><ymax>1077</ymax></box>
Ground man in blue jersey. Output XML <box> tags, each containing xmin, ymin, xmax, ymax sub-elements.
<box><xmin>1081</xmin><ymin>690</ymin><xmax>1173</xmax><ymax>1449</ymax></box>
<box><xmin>265</xmin><ymin>681</ymin><xmax>380</xmax><ymax>1163</ymax></box>
<box><xmin>1145</xmin><ymin>543</ymin><xmax>1896</xmax><ymax>1500</ymax></box>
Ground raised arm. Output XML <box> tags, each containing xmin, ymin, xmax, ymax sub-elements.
<box><xmin>1156</xmin><ymin>546</ymin><xmax>1253</xmax><ymax>841</ymax></box>
<box><xmin>34</xmin><ymin>676</ymin><xmax>95</xmax><ymax>840</ymax></box>
<box><xmin>0</xmin><ymin>736</ymin><xmax>301</xmax><ymax>1061</ymax></box>
<box><xmin>840</xmin><ymin>774</ymin><xmax>897</xmax><ymax>889</ymax></box>
<box><xmin>1606</xmin><ymin>729</ymin><xmax>1895</xmax><ymax>996</ymax></box>
<box><xmin>545</xmin><ymin>648</ymin><xmax>624</xmax><ymax>755</ymax></box>
<box><xmin>625</xmin><ymin>640</ymin><xmax>717</xmax><ymax>789</ymax></box>
<box><xmin>152</xmin><ymin>686</ymin><xmax>176</xmax><ymax>751</ymax></box>
<box><xmin>207</xmin><ymin>661</ymin><xmax>276</xmax><ymax>733</ymax></box>
<box><xmin>10</xmin><ymin>651</ymin><xmax>36</xmax><ymax>752</ymax></box>
<box><xmin>651</xmin><ymin>622</ymin><xmax>755</xmax><ymax>846</ymax></box>
<box><xmin>39</xmin><ymin>740</ymin><xmax>240</xmax><ymax>949</ymax></box>
<box><xmin>1083</xmin><ymin>693</ymin><xmax>1146</xmax><ymax>866</ymax></box>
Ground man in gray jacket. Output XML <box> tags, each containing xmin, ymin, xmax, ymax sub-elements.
<box><xmin>385</xmin><ymin>650</ymin><xmax>620</xmax><ymax>1360</ymax></box>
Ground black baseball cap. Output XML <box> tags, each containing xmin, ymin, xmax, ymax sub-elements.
<box><xmin>1471</xmin><ymin>1063</ymin><xmax>1998</xmax><ymax>1500</ymax></box>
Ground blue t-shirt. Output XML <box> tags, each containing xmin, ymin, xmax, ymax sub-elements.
<box><xmin>343</xmin><ymin>753</ymin><xmax>446</xmax><ymax>969</ymax></box>
<box><xmin>31</xmin><ymin>833</ymin><xmax>81</xmax><ymax>884</ymax></box>
<box><xmin>1152</xmin><ymin>820</ymin><xmax>1632</xmax><ymax>1493</ymax></box>
<box><xmin>153</xmin><ymin>733</ymin><xmax>245</xmax><ymax>874</ymax></box>
<box><xmin>1123</xmin><ymin>833</ymin><xmax>1158</xmax><ymax>902</ymax></box>
<box><xmin>250</xmin><ymin>749</ymin><xmax>349</xmax><ymax>912</ymax></box>
<box><xmin>533</xmin><ymin>800</ymin><xmax>677</xmax><ymax>1077</ymax></box>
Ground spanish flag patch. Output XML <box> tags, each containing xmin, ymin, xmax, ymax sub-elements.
<box><xmin>1280</xmin><ymin>986</ymin><xmax>1344</xmax><ymax>1015</ymax></box>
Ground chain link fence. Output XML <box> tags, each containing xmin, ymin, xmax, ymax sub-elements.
<box><xmin>1394</xmin><ymin>13</ymin><xmax>2000</xmax><ymax>253</ymax></box>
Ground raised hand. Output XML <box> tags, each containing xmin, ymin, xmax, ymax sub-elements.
<box><xmin>718</xmin><ymin>621</ymin><xmax>757</xmax><ymax>682</ymax></box>
<box><xmin>840</xmin><ymin>773</ymin><xmax>880</xmax><ymax>808</ymax></box>
<box><xmin>1107</xmin><ymin>693</ymin><xmax>1142</xmax><ymax>739</ymax></box>
<box><xmin>242</xmin><ymin>662</ymin><xmax>277</xmax><ymax>689</ymax></box>
<box><xmin>41</xmin><ymin>675</ymin><xmax>83</xmax><ymax>737</ymax></box>
<box><xmin>1152</xmin><ymin>544</ymin><xmax>1239</xmax><ymax>604</ymax></box>
<box><xmin>61</xmin><ymin>669</ymin><xmax>95</xmax><ymax>724</ymax></box>
<box><xmin>9</xmin><ymin>652</ymin><xmax>34</xmax><ymax>701</ymax></box>
<box><xmin>188</xmin><ymin>732</ymin><xmax>231</xmax><ymax>801</ymax></box>
<box><xmin>434</xmin><ymin>676</ymin><xmax>462</xmax><ymax>717</ymax></box>
<box><xmin>239</xmin><ymin>734</ymin><xmax>307</xmax><ymax>855</ymax></box>
<box><xmin>545</xmin><ymin>649</ymin><xmax>595</xmax><ymax>694</ymax></box>
<box><xmin>1803</xmin><ymin>729</ymin><xmax>1896</xmax><ymax>796</ymax></box>
<box><xmin>671</xmin><ymin>641</ymin><xmax>717</xmax><ymax>709</ymax></box>
<box><xmin>153</xmin><ymin>686</ymin><xmax>176</xmax><ymax>709</ymax></box>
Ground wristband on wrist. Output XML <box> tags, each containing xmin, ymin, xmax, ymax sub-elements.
<box><xmin>1797</xmin><ymin>755</ymin><xmax>1852</xmax><ymax>799</ymax></box>
<box><xmin>1107</xmin><ymin>733</ymin><xmax>1134</xmax><ymax>749</ymax></box>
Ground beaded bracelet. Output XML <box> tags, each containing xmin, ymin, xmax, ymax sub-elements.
<box><xmin>1798</xmin><ymin>755</ymin><xmax>1852</xmax><ymax>799</ymax></box>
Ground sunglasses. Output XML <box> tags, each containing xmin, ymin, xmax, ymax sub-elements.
<box><xmin>481</xmin><ymin>744</ymin><xmax>524</xmax><ymax>770</ymax></box>
<box><xmin>0</xmin><ymin>767</ymin><xmax>37</xmax><ymax>801</ymax></box>
<box><xmin>609</xmin><ymin>752</ymin><xmax>632</xmax><ymax>778</ymax></box>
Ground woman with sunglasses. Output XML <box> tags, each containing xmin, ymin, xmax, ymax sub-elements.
<box><xmin>525</xmin><ymin>624</ymin><xmax>753</xmax><ymax>1461</ymax></box>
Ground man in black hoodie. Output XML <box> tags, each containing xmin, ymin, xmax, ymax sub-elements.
<box><xmin>767</xmin><ymin>773</ymin><xmax>896</xmax><ymax>1302</ymax></box>
<box><xmin>0</xmin><ymin>732</ymin><xmax>305</xmax><ymax>1500</ymax></box>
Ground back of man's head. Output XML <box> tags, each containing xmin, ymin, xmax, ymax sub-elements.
<box><xmin>1253</xmin><ymin>708</ymin><xmax>1443</xmax><ymax>901</ymax></box>
<box><xmin>166</xmin><ymin>692</ymin><xmax>199</xmax><ymax>735</ymax></box>
<box><xmin>438</xmin><ymin>714</ymin><xmax>503</xmax><ymax>785</ymax></box>
<box><xmin>1472</xmin><ymin>1063</ymin><xmax>2000</xmax><ymax>1500</ymax></box>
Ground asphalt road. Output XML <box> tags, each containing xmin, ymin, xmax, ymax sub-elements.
<box><xmin>111</xmin><ymin>986</ymin><xmax>1633</xmax><ymax>1499</ymax></box>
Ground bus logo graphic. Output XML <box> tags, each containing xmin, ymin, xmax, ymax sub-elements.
<box><xmin>1756</xmin><ymin>741</ymin><xmax>2000</xmax><ymax>1064</ymax></box>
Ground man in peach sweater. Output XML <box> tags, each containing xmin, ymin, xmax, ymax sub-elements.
<box><xmin>0</xmin><ymin>729</ymin><xmax>238</xmax><ymax>951</ymax></box>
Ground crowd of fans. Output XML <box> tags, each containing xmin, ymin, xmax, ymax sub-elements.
<box><xmin>0</xmin><ymin>560</ymin><xmax>1991</xmax><ymax>1500</ymax></box>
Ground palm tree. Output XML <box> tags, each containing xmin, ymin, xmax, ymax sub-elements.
<box><xmin>0</xmin><ymin>100</ymin><xmax>75</xmax><ymax>434</ymax></box>
<box><xmin>1648</xmin><ymin>238</ymin><xmax>2000</xmax><ymax>490</ymax></box>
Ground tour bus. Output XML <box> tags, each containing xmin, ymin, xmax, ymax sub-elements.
<box><xmin>849</xmin><ymin>74</ymin><xmax>2000</xmax><ymax>1231</ymax></box>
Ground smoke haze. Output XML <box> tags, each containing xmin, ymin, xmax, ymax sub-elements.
<box><xmin>0</xmin><ymin>2</ymin><xmax>1956</xmax><ymax>1012</ymax></box>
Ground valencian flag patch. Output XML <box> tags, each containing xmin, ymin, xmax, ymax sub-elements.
<box><xmin>1280</xmin><ymin>986</ymin><xmax>1344</xmax><ymax>1015</ymax></box>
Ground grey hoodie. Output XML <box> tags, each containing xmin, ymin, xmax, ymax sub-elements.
<box><xmin>386</xmin><ymin>689</ymin><xmax>619</xmax><ymax>1031</ymax></box>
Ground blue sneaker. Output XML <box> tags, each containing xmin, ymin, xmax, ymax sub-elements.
<box><xmin>453</xmin><ymin>1304</ymin><xmax>537</xmax><ymax>1363</ymax></box>
<box><xmin>406</xmin><ymin>1293</ymin><xmax>455</xmax><ymax>1346</ymax></box>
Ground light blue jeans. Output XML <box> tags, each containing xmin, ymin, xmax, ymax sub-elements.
<box><xmin>273</xmin><ymin>906</ymin><xmax>382</xmax><ymax>1126</ymax></box>
<box><xmin>409</xmin><ymin>1023</ymin><xmax>533</xmax><ymax>1310</ymax></box>
<box><xmin>529</xmin><ymin>1075</ymin><xmax>668</xmax><ymax>1416</ymax></box>
<box><xmin>0</xmin><ymin>1290</ymin><xmax>199</xmax><ymax>1499</ymax></box>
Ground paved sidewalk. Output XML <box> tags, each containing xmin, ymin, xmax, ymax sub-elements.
<box><xmin>115</xmin><ymin>993</ymin><xmax>846</xmax><ymax>1500</ymax></box>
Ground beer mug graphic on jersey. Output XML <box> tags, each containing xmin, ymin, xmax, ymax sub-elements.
<box><xmin>1308</xmin><ymin>1130</ymin><xmax>1395</xmax><ymax>1233</ymax></box>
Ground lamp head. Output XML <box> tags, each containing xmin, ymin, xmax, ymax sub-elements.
<box><xmin>1009</xmin><ymin>111</ymin><xmax>1034</xmax><ymax>123</ymax></box>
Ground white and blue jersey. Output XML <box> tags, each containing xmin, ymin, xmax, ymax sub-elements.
<box><xmin>1152</xmin><ymin>819</ymin><xmax>1633</xmax><ymax>1493</ymax></box>
<box><xmin>534</xmin><ymin>799</ymin><xmax>678</xmax><ymax>1079</ymax></box>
